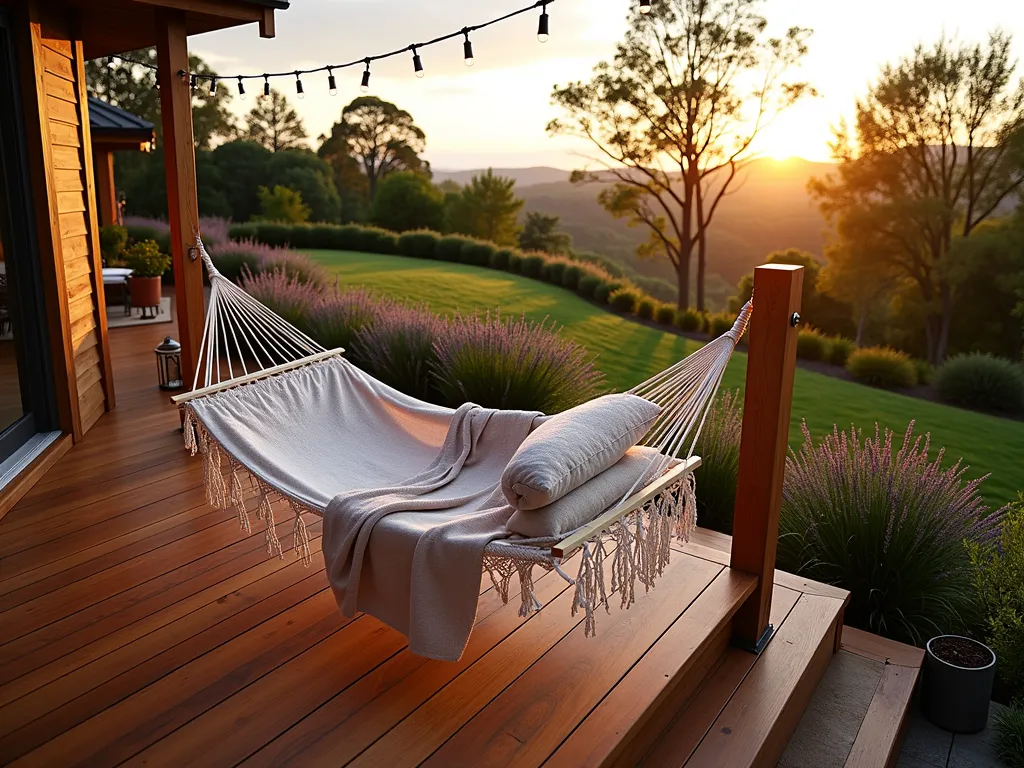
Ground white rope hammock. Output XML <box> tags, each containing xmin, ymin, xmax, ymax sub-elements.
<box><xmin>178</xmin><ymin>236</ymin><xmax>752</xmax><ymax>632</ymax></box>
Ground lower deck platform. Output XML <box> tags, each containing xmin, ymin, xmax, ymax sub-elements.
<box><xmin>0</xmin><ymin>323</ymin><xmax>849</xmax><ymax>767</ymax></box>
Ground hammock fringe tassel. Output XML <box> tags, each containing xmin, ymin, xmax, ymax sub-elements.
<box><xmin>185</xmin><ymin>406</ymin><xmax>697</xmax><ymax>636</ymax></box>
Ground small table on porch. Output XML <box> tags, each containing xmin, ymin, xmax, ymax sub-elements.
<box><xmin>102</xmin><ymin>267</ymin><xmax>133</xmax><ymax>316</ymax></box>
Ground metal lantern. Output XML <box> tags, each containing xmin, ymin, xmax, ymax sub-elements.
<box><xmin>155</xmin><ymin>337</ymin><xmax>183</xmax><ymax>390</ymax></box>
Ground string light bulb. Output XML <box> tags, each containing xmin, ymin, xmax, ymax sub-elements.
<box><xmin>209</xmin><ymin>77</ymin><xmax>218</xmax><ymax>95</ymax></box>
<box><xmin>411</xmin><ymin>46</ymin><xmax>424</xmax><ymax>78</ymax></box>
<box><xmin>463</xmin><ymin>28</ymin><xmax>474</xmax><ymax>66</ymax></box>
<box><xmin>189</xmin><ymin>74</ymin><xmax>197</xmax><ymax>90</ymax></box>
<box><xmin>537</xmin><ymin>2</ymin><xmax>550</xmax><ymax>42</ymax></box>
<box><xmin>327</xmin><ymin>67</ymin><xmax>337</xmax><ymax>96</ymax></box>
<box><xmin>237</xmin><ymin>76</ymin><xmax>245</xmax><ymax>99</ymax></box>
<box><xmin>263</xmin><ymin>75</ymin><xmax>271</xmax><ymax>98</ymax></box>
<box><xmin>360</xmin><ymin>59</ymin><xmax>371</xmax><ymax>92</ymax></box>
<box><xmin>639</xmin><ymin>0</ymin><xmax>652</xmax><ymax>13</ymax></box>
<box><xmin>295</xmin><ymin>71</ymin><xmax>304</xmax><ymax>99</ymax></box>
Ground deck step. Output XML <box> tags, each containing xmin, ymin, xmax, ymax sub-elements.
<box><xmin>781</xmin><ymin>626</ymin><xmax>923</xmax><ymax>768</ymax></box>
<box><xmin>641</xmin><ymin>580</ymin><xmax>847</xmax><ymax>767</ymax></box>
<box><xmin>543</xmin><ymin>567</ymin><xmax>756</xmax><ymax>767</ymax></box>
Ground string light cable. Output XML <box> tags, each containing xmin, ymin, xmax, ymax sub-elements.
<box><xmin>100</xmin><ymin>0</ymin><xmax>658</xmax><ymax>96</ymax></box>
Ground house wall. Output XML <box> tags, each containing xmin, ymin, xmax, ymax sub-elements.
<box><xmin>17</xmin><ymin>1</ymin><xmax>114</xmax><ymax>440</ymax></box>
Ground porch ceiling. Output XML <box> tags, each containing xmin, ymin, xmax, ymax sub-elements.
<box><xmin>59</xmin><ymin>0</ymin><xmax>289</xmax><ymax>59</ymax></box>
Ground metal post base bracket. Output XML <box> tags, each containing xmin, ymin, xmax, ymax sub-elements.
<box><xmin>733</xmin><ymin>623</ymin><xmax>775</xmax><ymax>655</ymax></box>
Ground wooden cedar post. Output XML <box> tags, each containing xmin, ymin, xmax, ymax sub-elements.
<box><xmin>94</xmin><ymin>148</ymin><xmax>117</xmax><ymax>227</ymax></box>
<box><xmin>730</xmin><ymin>263</ymin><xmax>803</xmax><ymax>652</ymax></box>
<box><xmin>156</xmin><ymin>9</ymin><xmax>203</xmax><ymax>386</ymax></box>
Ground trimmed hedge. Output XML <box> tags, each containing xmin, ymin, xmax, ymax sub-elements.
<box><xmin>460</xmin><ymin>241</ymin><xmax>495</xmax><ymax>267</ymax></box>
<box><xmin>637</xmin><ymin>298</ymin><xmax>656</xmax><ymax>320</ymax></box>
<box><xmin>609</xmin><ymin>287</ymin><xmax>641</xmax><ymax>314</ymax></box>
<box><xmin>437</xmin><ymin>235</ymin><xmax>471</xmax><ymax>262</ymax></box>
<box><xmin>935</xmin><ymin>353</ymin><xmax>1024</xmax><ymax>415</ymax></box>
<box><xmin>519</xmin><ymin>253</ymin><xmax>546</xmax><ymax>279</ymax></box>
<box><xmin>676</xmin><ymin>308</ymin><xmax>703</xmax><ymax>332</ymax></box>
<box><xmin>398</xmin><ymin>230</ymin><xmax>439</xmax><ymax>259</ymax></box>
<box><xmin>846</xmin><ymin>346</ymin><xmax>917</xmax><ymax>389</ymax></box>
<box><xmin>654</xmin><ymin>303</ymin><xmax>676</xmax><ymax>325</ymax></box>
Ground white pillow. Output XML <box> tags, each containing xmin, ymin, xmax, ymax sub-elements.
<box><xmin>507</xmin><ymin>447</ymin><xmax>669</xmax><ymax>538</ymax></box>
<box><xmin>500</xmin><ymin>393</ymin><xmax>660</xmax><ymax>511</ymax></box>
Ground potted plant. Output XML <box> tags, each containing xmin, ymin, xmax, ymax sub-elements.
<box><xmin>122</xmin><ymin>239</ymin><xmax>170</xmax><ymax>311</ymax></box>
<box><xmin>922</xmin><ymin>634</ymin><xmax>997</xmax><ymax>733</ymax></box>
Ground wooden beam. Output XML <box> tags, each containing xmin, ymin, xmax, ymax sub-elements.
<box><xmin>258</xmin><ymin>8</ymin><xmax>275</xmax><ymax>38</ymax></box>
<box><xmin>729</xmin><ymin>263</ymin><xmax>803</xmax><ymax>652</ymax></box>
<box><xmin>156</xmin><ymin>8</ymin><xmax>203</xmax><ymax>385</ymax></box>
<box><xmin>94</xmin><ymin>148</ymin><xmax>117</xmax><ymax>227</ymax></box>
<box><xmin>131</xmin><ymin>0</ymin><xmax>264</xmax><ymax>22</ymax></box>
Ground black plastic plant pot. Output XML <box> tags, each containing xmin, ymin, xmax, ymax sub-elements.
<box><xmin>921</xmin><ymin>634</ymin><xmax>996</xmax><ymax>734</ymax></box>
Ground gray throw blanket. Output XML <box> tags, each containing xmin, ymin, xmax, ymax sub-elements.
<box><xmin>323</xmin><ymin>402</ymin><xmax>541</xmax><ymax>661</ymax></box>
<box><xmin>186</xmin><ymin>357</ymin><xmax>543</xmax><ymax>662</ymax></box>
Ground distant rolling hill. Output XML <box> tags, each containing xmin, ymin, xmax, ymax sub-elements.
<box><xmin>438</xmin><ymin>158</ymin><xmax>835</xmax><ymax>295</ymax></box>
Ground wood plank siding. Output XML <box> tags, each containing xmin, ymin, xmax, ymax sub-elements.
<box><xmin>19</xmin><ymin>3</ymin><xmax>114</xmax><ymax>442</ymax></box>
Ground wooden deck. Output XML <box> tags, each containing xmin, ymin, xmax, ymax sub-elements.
<box><xmin>0</xmin><ymin>320</ymin><xmax>849</xmax><ymax>767</ymax></box>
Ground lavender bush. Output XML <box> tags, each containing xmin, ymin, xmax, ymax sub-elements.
<box><xmin>307</xmin><ymin>286</ymin><xmax>380</xmax><ymax>355</ymax></box>
<box><xmin>352</xmin><ymin>303</ymin><xmax>444</xmax><ymax>401</ymax></box>
<box><xmin>433</xmin><ymin>312</ymin><xmax>605</xmax><ymax>413</ymax></box>
<box><xmin>239</xmin><ymin>268</ymin><xmax>321</xmax><ymax>333</ymax></box>
<box><xmin>692</xmin><ymin>390</ymin><xmax>743</xmax><ymax>534</ymax></box>
<box><xmin>778</xmin><ymin>420</ymin><xmax>1002</xmax><ymax>645</ymax></box>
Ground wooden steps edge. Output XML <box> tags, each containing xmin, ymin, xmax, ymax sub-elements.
<box><xmin>543</xmin><ymin>567</ymin><xmax>757</xmax><ymax>767</ymax></box>
<box><xmin>684</xmin><ymin>591</ymin><xmax>846</xmax><ymax>767</ymax></box>
<box><xmin>841</xmin><ymin>627</ymin><xmax>924</xmax><ymax>768</ymax></box>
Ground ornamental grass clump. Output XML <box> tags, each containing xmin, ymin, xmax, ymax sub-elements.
<box><xmin>654</xmin><ymin>303</ymin><xmax>676</xmax><ymax>326</ymax></box>
<box><xmin>692</xmin><ymin>390</ymin><xmax>743</xmax><ymax>534</ymax></box>
<box><xmin>827</xmin><ymin>336</ymin><xmax>855</xmax><ymax>367</ymax></box>
<box><xmin>609</xmin><ymin>287</ymin><xmax>640</xmax><ymax>314</ymax></box>
<box><xmin>796</xmin><ymin>327</ymin><xmax>828</xmax><ymax>361</ymax></box>
<box><xmin>239</xmin><ymin>267</ymin><xmax>321</xmax><ymax>333</ymax></box>
<box><xmin>935</xmin><ymin>353</ymin><xmax>1024</xmax><ymax>415</ymax></box>
<box><xmin>432</xmin><ymin>312</ymin><xmax>605</xmax><ymax>413</ymax></box>
<box><xmin>353</xmin><ymin>303</ymin><xmax>444</xmax><ymax>402</ymax></box>
<box><xmin>778</xmin><ymin>420</ymin><xmax>1002</xmax><ymax>645</ymax></box>
<box><xmin>305</xmin><ymin>286</ymin><xmax>380</xmax><ymax>355</ymax></box>
<box><xmin>846</xmin><ymin>346</ymin><xmax>917</xmax><ymax>389</ymax></box>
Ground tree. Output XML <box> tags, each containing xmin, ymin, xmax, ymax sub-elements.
<box><xmin>817</xmin><ymin>240</ymin><xmax>897</xmax><ymax>346</ymax></box>
<box><xmin>86</xmin><ymin>49</ymin><xmax>236</xmax><ymax>149</ymax></box>
<box><xmin>810</xmin><ymin>32</ymin><xmax>1024</xmax><ymax>364</ymax></box>
<box><xmin>257</xmin><ymin>185</ymin><xmax>310</xmax><ymax>223</ymax></box>
<box><xmin>266</xmin><ymin>150</ymin><xmax>341</xmax><ymax>223</ymax></box>
<box><xmin>211</xmin><ymin>140</ymin><xmax>273</xmax><ymax>221</ymax></box>
<box><xmin>519</xmin><ymin>212</ymin><xmax>572</xmax><ymax>254</ymax></box>
<box><xmin>318</xmin><ymin>96</ymin><xmax>427</xmax><ymax>200</ymax></box>
<box><xmin>370</xmin><ymin>171</ymin><xmax>444</xmax><ymax>232</ymax></box>
<box><xmin>732</xmin><ymin>249</ymin><xmax>853</xmax><ymax>336</ymax></box>
<box><xmin>549</xmin><ymin>0</ymin><xmax>813</xmax><ymax>310</ymax></box>
<box><xmin>447</xmin><ymin>169</ymin><xmax>524</xmax><ymax>246</ymax></box>
<box><xmin>244</xmin><ymin>89</ymin><xmax>308</xmax><ymax>152</ymax></box>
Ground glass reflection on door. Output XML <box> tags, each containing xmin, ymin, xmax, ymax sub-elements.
<box><xmin>0</xmin><ymin>231</ymin><xmax>27</xmax><ymax>438</ymax></box>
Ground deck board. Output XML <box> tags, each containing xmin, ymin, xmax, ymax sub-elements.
<box><xmin>0</xmin><ymin>319</ymin><xmax>849</xmax><ymax>767</ymax></box>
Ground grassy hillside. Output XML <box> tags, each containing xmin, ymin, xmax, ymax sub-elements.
<box><xmin>305</xmin><ymin>248</ymin><xmax>1024</xmax><ymax>507</ymax></box>
<box><xmin>514</xmin><ymin>157</ymin><xmax>833</xmax><ymax>290</ymax></box>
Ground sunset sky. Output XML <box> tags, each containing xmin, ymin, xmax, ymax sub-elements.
<box><xmin>189</xmin><ymin>0</ymin><xmax>1024</xmax><ymax>170</ymax></box>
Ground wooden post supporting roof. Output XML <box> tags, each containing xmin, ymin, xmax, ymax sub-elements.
<box><xmin>156</xmin><ymin>8</ymin><xmax>203</xmax><ymax>385</ymax></box>
<box><xmin>94</xmin><ymin>148</ymin><xmax>116</xmax><ymax>226</ymax></box>
<box><xmin>729</xmin><ymin>263</ymin><xmax>803</xmax><ymax>652</ymax></box>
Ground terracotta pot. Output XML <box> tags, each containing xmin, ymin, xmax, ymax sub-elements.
<box><xmin>128</xmin><ymin>276</ymin><xmax>162</xmax><ymax>309</ymax></box>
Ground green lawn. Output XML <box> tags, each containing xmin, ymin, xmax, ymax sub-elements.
<box><xmin>304</xmin><ymin>249</ymin><xmax>1024</xmax><ymax>507</ymax></box>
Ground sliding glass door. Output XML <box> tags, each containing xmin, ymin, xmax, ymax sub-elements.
<box><xmin>0</xmin><ymin>11</ymin><xmax>58</xmax><ymax>467</ymax></box>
